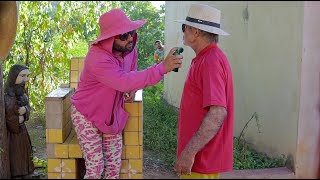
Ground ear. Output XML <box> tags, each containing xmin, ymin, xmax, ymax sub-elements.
<box><xmin>193</xmin><ymin>28</ymin><xmax>202</xmax><ymax>38</ymax></box>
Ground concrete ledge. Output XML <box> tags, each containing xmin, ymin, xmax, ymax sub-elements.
<box><xmin>220</xmin><ymin>167</ymin><xmax>295</xmax><ymax>179</ymax></box>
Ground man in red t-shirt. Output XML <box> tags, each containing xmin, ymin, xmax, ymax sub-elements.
<box><xmin>174</xmin><ymin>3</ymin><xmax>234</xmax><ymax>179</ymax></box>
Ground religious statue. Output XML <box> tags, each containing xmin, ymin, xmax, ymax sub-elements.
<box><xmin>4</xmin><ymin>64</ymin><xmax>34</xmax><ymax>179</ymax></box>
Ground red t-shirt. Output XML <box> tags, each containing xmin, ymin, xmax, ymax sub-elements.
<box><xmin>177</xmin><ymin>43</ymin><xmax>234</xmax><ymax>174</ymax></box>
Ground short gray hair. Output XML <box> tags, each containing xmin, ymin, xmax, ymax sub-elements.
<box><xmin>200</xmin><ymin>30</ymin><xmax>219</xmax><ymax>43</ymax></box>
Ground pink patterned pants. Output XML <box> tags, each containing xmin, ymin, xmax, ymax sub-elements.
<box><xmin>71</xmin><ymin>105</ymin><xmax>122</xmax><ymax>179</ymax></box>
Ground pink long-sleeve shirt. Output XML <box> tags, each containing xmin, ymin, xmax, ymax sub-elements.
<box><xmin>71</xmin><ymin>35</ymin><xmax>167</xmax><ymax>134</ymax></box>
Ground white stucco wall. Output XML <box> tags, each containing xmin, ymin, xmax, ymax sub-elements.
<box><xmin>164</xmin><ymin>1</ymin><xmax>304</xmax><ymax>170</ymax></box>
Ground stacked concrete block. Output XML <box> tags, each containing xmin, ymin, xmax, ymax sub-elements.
<box><xmin>45</xmin><ymin>56</ymin><xmax>144</xmax><ymax>179</ymax></box>
<box><xmin>45</xmin><ymin>87</ymin><xmax>74</xmax><ymax>144</ymax></box>
<box><xmin>120</xmin><ymin>97</ymin><xmax>143</xmax><ymax>179</ymax></box>
<box><xmin>69</xmin><ymin>57</ymin><xmax>85</xmax><ymax>89</ymax></box>
<box><xmin>45</xmin><ymin>87</ymin><xmax>82</xmax><ymax>179</ymax></box>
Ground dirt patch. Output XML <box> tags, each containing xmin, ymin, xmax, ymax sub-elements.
<box><xmin>143</xmin><ymin>150</ymin><xmax>178</xmax><ymax>179</ymax></box>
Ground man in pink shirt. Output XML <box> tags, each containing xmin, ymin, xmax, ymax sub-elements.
<box><xmin>174</xmin><ymin>3</ymin><xmax>234</xmax><ymax>179</ymax></box>
<box><xmin>71</xmin><ymin>8</ymin><xmax>183</xmax><ymax>179</ymax></box>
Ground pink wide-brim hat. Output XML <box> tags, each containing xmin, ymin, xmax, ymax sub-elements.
<box><xmin>93</xmin><ymin>9</ymin><xmax>146</xmax><ymax>44</ymax></box>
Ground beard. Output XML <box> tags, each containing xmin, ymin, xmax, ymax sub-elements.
<box><xmin>113</xmin><ymin>41</ymin><xmax>134</xmax><ymax>54</ymax></box>
<box><xmin>14</xmin><ymin>83</ymin><xmax>26</xmax><ymax>96</ymax></box>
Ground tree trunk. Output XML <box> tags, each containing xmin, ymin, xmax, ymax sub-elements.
<box><xmin>0</xmin><ymin>64</ymin><xmax>10</xmax><ymax>178</ymax></box>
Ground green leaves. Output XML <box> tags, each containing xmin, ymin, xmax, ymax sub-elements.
<box><xmin>4</xmin><ymin>1</ymin><xmax>164</xmax><ymax>112</ymax></box>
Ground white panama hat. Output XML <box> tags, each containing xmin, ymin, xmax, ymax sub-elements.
<box><xmin>175</xmin><ymin>3</ymin><xmax>229</xmax><ymax>36</ymax></box>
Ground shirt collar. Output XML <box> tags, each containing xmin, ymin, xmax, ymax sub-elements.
<box><xmin>197</xmin><ymin>43</ymin><xmax>217</xmax><ymax>57</ymax></box>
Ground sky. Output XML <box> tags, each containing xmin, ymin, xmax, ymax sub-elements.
<box><xmin>150</xmin><ymin>1</ymin><xmax>165</xmax><ymax>10</ymax></box>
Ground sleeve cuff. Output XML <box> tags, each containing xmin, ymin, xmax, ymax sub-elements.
<box><xmin>157</xmin><ymin>63</ymin><xmax>168</xmax><ymax>75</ymax></box>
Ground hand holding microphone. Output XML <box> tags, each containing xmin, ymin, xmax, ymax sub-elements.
<box><xmin>162</xmin><ymin>47</ymin><xmax>183</xmax><ymax>72</ymax></box>
<box><xmin>173</xmin><ymin>47</ymin><xmax>184</xmax><ymax>72</ymax></box>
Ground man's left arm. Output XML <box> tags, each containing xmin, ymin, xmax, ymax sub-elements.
<box><xmin>174</xmin><ymin>105</ymin><xmax>227</xmax><ymax>175</ymax></box>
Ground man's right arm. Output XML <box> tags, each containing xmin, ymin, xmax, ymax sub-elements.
<box><xmin>90</xmin><ymin>47</ymin><xmax>182</xmax><ymax>92</ymax></box>
<box><xmin>91</xmin><ymin>61</ymin><xmax>167</xmax><ymax>92</ymax></box>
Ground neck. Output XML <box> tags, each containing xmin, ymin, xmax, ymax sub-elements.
<box><xmin>112</xmin><ymin>49</ymin><xmax>123</xmax><ymax>57</ymax></box>
<box><xmin>192</xmin><ymin>40</ymin><xmax>212</xmax><ymax>55</ymax></box>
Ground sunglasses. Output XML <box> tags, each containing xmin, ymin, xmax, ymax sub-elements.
<box><xmin>182</xmin><ymin>24</ymin><xmax>186</xmax><ymax>32</ymax></box>
<box><xmin>115</xmin><ymin>30</ymin><xmax>136</xmax><ymax>41</ymax></box>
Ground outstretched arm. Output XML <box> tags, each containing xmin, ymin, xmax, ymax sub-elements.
<box><xmin>91</xmin><ymin>47</ymin><xmax>182</xmax><ymax>92</ymax></box>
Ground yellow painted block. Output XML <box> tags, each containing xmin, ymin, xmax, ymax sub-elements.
<box><xmin>120</xmin><ymin>160</ymin><xmax>129</xmax><ymax>174</ymax></box>
<box><xmin>129</xmin><ymin>159</ymin><xmax>142</xmax><ymax>173</ymax></box>
<box><xmin>124</xmin><ymin>117</ymin><xmax>139</xmax><ymax>132</ymax></box>
<box><xmin>121</xmin><ymin>145</ymin><xmax>126</xmax><ymax>159</ymax></box>
<box><xmin>47</xmin><ymin>129</ymin><xmax>63</xmax><ymax>143</ymax></box>
<box><xmin>139</xmin><ymin>146</ymin><xmax>143</xmax><ymax>159</ymax></box>
<box><xmin>125</xmin><ymin>145</ymin><xmax>140</xmax><ymax>159</ymax></box>
<box><xmin>70</xmin><ymin>58</ymin><xmax>79</xmax><ymax>70</ymax></box>
<box><xmin>69</xmin><ymin>144</ymin><xmax>82</xmax><ymax>158</ymax></box>
<box><xmin>138</xmin><ymin>117</ymin><xmax>143</xmax><ymax>132</ymax></box>
<box><xmin>78</xmin><ymin>59</ymin><xmax>84</xmax><ymax>72</ymax></box>
<box><xmin>70</xmin><ymin>82</ymin><xmax>77</xmax><ymax>89</ymax></box>
<box><xmin>48</xmin><ymin>172</ymin><xmax>62</xmax><ymax>179</ymax></box>
<box><xmin>61</xmin><ymin>172</ymin><xmax>77</xmax><ymax>179</ymax></box>
<box><xmin>139</xmin><ymin>132</ymin><xmax>143</xmax><ymax>145</ymax></box>
<box><xmin>47</xmin><ymin>120</ymin><xmax>72</xmax><ymax>144</ymax></box>
<box><xmin>54</xmin><ymin>144</ymin><xmax>69</xmax><ymax>158</ymax></box>
<box><xmin>124</xmin><ymin>132</ymin><xmax>139</xmax><ymax>145</ymax></box>
<box><xmin>70</xmin><ymin>71</ymin><xmax>78</xmax><ymax>83</ymax></box>
<box><xmin>48</xmin><ymin>159</ymin><xmax>62</xmax><ymax>173</ymax></box>
<box><xmin>131</xmin><ymin>173</ymin><xmax>143</xmax><ymax>179</ymax></box>
<box><xmin>120</xmin><ymin>173</ymin><xmax>128</xmax><ymax>179</ymax></box>
<box><xmin>124</xmin><ymin>103</ymin><xmax>139</xmax><ymax>117</ymax></box>
<box><xmin>61</xmin><ymin>159</ymin><xmax>76</xmax><ymax>173</ymax></box>
<box><xmin>138</xmin><ymin>102</ymin><xmax>143</xmax><ymax>116</ymax></box>
<box><xmin>69</xmin><ymin>132</ymin><xmax>82</xmax><ymax>158</ymax></box>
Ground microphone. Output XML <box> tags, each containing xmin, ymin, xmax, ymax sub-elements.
<box><xmin>173</xmin><ymin>47</ymin><xmax>184</xmax><ymax>72</ymax></box>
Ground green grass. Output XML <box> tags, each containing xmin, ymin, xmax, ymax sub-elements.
<box><xmin>26</xmin><ymin>110</ymin><xmax>46</xmax><ymax>155</ymax></box>
<box><xmin>143</xmin><ymin>81</ymin><xmax>178</xmax><ymax>167</ymax></box>
<box><xmin>233</xmin><ymin>137</ymin><xmax>286</xmax><ymax>170</ymax></box>
<box><xmin>143</xmin><ymin>82</ymin><xmax>286</xmax><ymax>169</ymax></box>
<box><xmin>26</xmin><ymin>110</ymin><xmax>47</xmax><ymax>179</ymax></box>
